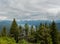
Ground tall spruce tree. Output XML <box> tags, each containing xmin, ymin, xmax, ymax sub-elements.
<box><xmin>30</xmin><ymin>25</ymin><xmax>34</xmax><ymax>35</ymax></box>
<box><xmin>50</xmin><ymin>21</ymin><xmax>58</xmax><ymax>44</ymax></box>
<box><xmin>19</xmin><ymin>25</ymin><xmax>22</xmax><ymax>34</ymax></box>
<box><xmin>37</xmin><ymin>24</ymin><xmax>52</xmax><ymax>44</ymax></box>
<box><xmin>24</xmin><ymin>23</ymin><xmax>29</xmax><ymax>39</ymax></box>
<box><xmin>10</xmin><ymin>18</ymin><xmax>19</xmax><ymax>43</ymax></box>
<box><xmin>1</xmin><ymin>26</ymin><xmax>7</xmax><ymax>37</ymax></box>
<box><xmin>35</xmin><ymin>26</ymin><xmax>39</xmax><ymax>43</ymax></box>
<box><xmin>29</xmin><ymin>25</ymin><xmax>36</xmax><ymax>43</ymax></box>
<box><xmin>44</xmin><ymin>25</ymin><xmax>52</xmax><ymax>44</ymax></box>
<box><xmin>19</xmin><ymin>25</ymin><xmax>24</xmax><ymax>39</ymax></box>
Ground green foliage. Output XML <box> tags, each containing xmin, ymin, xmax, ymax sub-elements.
<box><xmin>19</xmin><ymin>25</ymin><xmax>23</xmax><ymax>33</ymax></box>
<box><xmin>0</xmin><ymin>37</ymin><xmax>16</xmax><ymax>44</ymax></box>
<box><xmin>0</xmin><ymin>18</ymin><xmax>59</xmax><ymax>44</ymax></box>
<box><xmin>28</xmin><ymin>25</ymin><xmax>36</xmax><ymax>43</ymax></box>
<box><xmin>30</xmin><ymin>25</ymin><xmax>35</xmax><ymax>35</ymax></box>
<box><xmin>50</xmin><ymin>21</ymin><xmax>58</xmax><ymax>44</ymax></box>
<box><xmin>37</xmin><ymin>24</ymin><xmax>53</xmax><ymax>44</ymax></box>
<box><xmin>10</xmin><ymin>18</ymin><xmax>19</xmax><ymax>43</ymax></box>
<box><xmin>24</xmin><ymin>23</ymin><xmax>29</xmax><ymax>39</ymax></box>
<box><xmin>58</xmin><ymin>32</ymin><xmax>60</xmax><ymax>44</ymax></box>
<box><xmin>18</xmin><ymin>39</ymin><xmax>28</xmax><ymax>44</ymax></box>
<box><xmin>10</xmin><ymin>18</ymin><xmax>19</xmax><ymax>35</ymax></box>
<box><xmin>1</xmin><ymin>27</ymin><xmax>7</xmax><ymax>37</ymax></box>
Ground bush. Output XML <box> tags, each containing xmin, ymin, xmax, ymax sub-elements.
<box><xmin>0</xmin><ymin>37</ymin><xmax>16</xmax><ymax>44</ymax></box>
<box><xmin>18</xmin><ymin>39</ymin><xmax>29</xmax><ymax>44</ymax></box>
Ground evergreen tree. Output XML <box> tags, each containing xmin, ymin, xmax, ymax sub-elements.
<box><xmin>43</xmin><ymin>25</ymin><xmax>52</xmax><ymax>44</ymax></box>
<box><xmin>24</xmin><ymin>23</ymin><xmax>29</xmax><ymax>39</ymax></box>
<box><xmin>29</xmin><ymin>25</ymin><xmax>36</xmax><ymax>43</ymax></box>
<box><xmin>44</xmin><ymin>23</ymin><xmax>49</xmax><ymax>29</ymax></box>
<box><xmin>50</xmin><ymin>21</ymin><xmax>58</xmax><ymax>44</ymax></box>
<box><xmin>10</xmin><ymin>18</ymin><xmax>19</xmax><ymax>43</ymax></box>
<box><xmin>35</xmin><ymin>26</ymin><xmax>39</xmax><ymax>43</ymax></box>
<box><xmin>37</xmin><ymin>23</ymin><xmax>43</xmax><ymax>40</ymax></box>
<box><xmin>1</xmin><ymin>26</ymin><xmax>7</xmax><ymax>37</ymax></box>
<box><xmin>19</xmin><ymin>25</ymin><xmax>24</xmax><ymax>39</ymax></box>
<box><xmin>30</xmin><ymin>25</ymin><xmax>34</xmax><ymax>35</ymax></box>
<box><xmin>37</xmin><ymin>24</ymin><xmax>52</xmax><ymax>44</ymax></box>
<box><xmin>19</xmin><ymin>25</ymin><xmax>22</xmax><ymax>34</ymax></box>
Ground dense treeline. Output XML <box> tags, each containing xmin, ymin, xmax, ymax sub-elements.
<box><xmin>0</xmin><ymin>18</ymin><xmax>60</xmax><ymax>44</ymax></box>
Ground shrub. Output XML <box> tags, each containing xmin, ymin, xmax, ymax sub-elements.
<box><xmin>0</xmin><ymin>37</ymin><xmax>16</xmax><ymax>44</ymax></box>
<box><xmin>18</xmin><ymin>39</ymin><xmax>28</xmax><ymax>44</ymax></box>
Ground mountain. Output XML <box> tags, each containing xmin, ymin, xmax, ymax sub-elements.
<box><xmin>0</xmin><ymin>20</ymin><xmax>60</xmax><ymax>31</ymax></box>
<box><xmin>0</xmin><ymin>20</ymin><xmax>11</xmax><ymax>31</ymax></box>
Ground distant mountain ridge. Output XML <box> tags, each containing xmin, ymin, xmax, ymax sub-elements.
<box><xmin>0</xmin><ymin>20</ymin><xmax>60</xmax><ymax>31</ymax></box>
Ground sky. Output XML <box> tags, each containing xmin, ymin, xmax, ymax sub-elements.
<box><xmin>0</xmin><ymin>0</ymin><xmax>60</xmax><ymax>21</ymax></box>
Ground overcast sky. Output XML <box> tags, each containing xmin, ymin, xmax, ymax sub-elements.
<box><xmin>0</xmin><ymin>0</ymin><xmax>60</xmax><ymax>21</ymax></box>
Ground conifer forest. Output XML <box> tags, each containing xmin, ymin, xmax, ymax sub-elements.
<box><xmin>0</xmin><ymin>18</ymin><xmax>60</xmax><ymax>44</ymax></box>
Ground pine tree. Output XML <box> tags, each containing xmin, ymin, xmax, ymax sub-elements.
<box><xmin>44</xmin><ymin>25</ymin><xmax>52</xmax><ymax>44</ymax></box>
<box><xmin>19</xmin><ymin>25</ymin><xmax>24</xmax><ymax>39</ymax></box>
<box><xmin>24</xmin><ymin>23</ymin><xmax>29</xmax><ymax>39</ymax></box>
<box><xmin>37</xmin><ymin>24</ymin><xmax>52</xmax><ymax>44</ymax></box>
<box><xmin>19</xmin><ymin>25</ymin><xmax>23</xmax><ymax>35</ymax></box>
<box><xmin>1</xmin><ymin>26</ymin><xmax>7</xmax><ymax>37</ymax></box>
<box><xmin>29</xmin><ymin>25</ymin><xmax>36</xmax><ymax>43</ymax></box>
<box><xmin>19</xmin><ymin>25</ymin><xmax>22</xmax><ymax>34</ymax></box>
<box><xmin>50</xmin><ymin>21</ymin><xmax>58</xmax><ymax>44</ymax></box>
<box><xmin>35</xmin><ymin>26</ymin><xmax>39</xmax><ymax>43</ymax></box>
<box><xmin>30</xmin><ymin>25</ymin><xmax>34</xmax><ymax>35</ymax></box>
<box><xmin>37</xmin><ymin>23</ymin><xmax>43</xmax><ymax>40</ymax></box>
<box><xmin>44</xmin><ymin>23</ymin><xmax>49</xmax><ymax>29</ymax></box>
<box><xmin>10</xmin><ymin>18</ymin><xmax>19</xmax><ymax>43</ymax></box>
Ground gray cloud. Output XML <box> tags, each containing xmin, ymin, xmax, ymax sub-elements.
<box><xmin>0</xmin><ymin>0</ymin><xmax>60</xmax><ymax>20</ymax></box>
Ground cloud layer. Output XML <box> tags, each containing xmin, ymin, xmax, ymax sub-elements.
<box><xmin>0</xmin><ymin>0</ymin><xmax>60</xmax><ymax>20</ymax></box>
